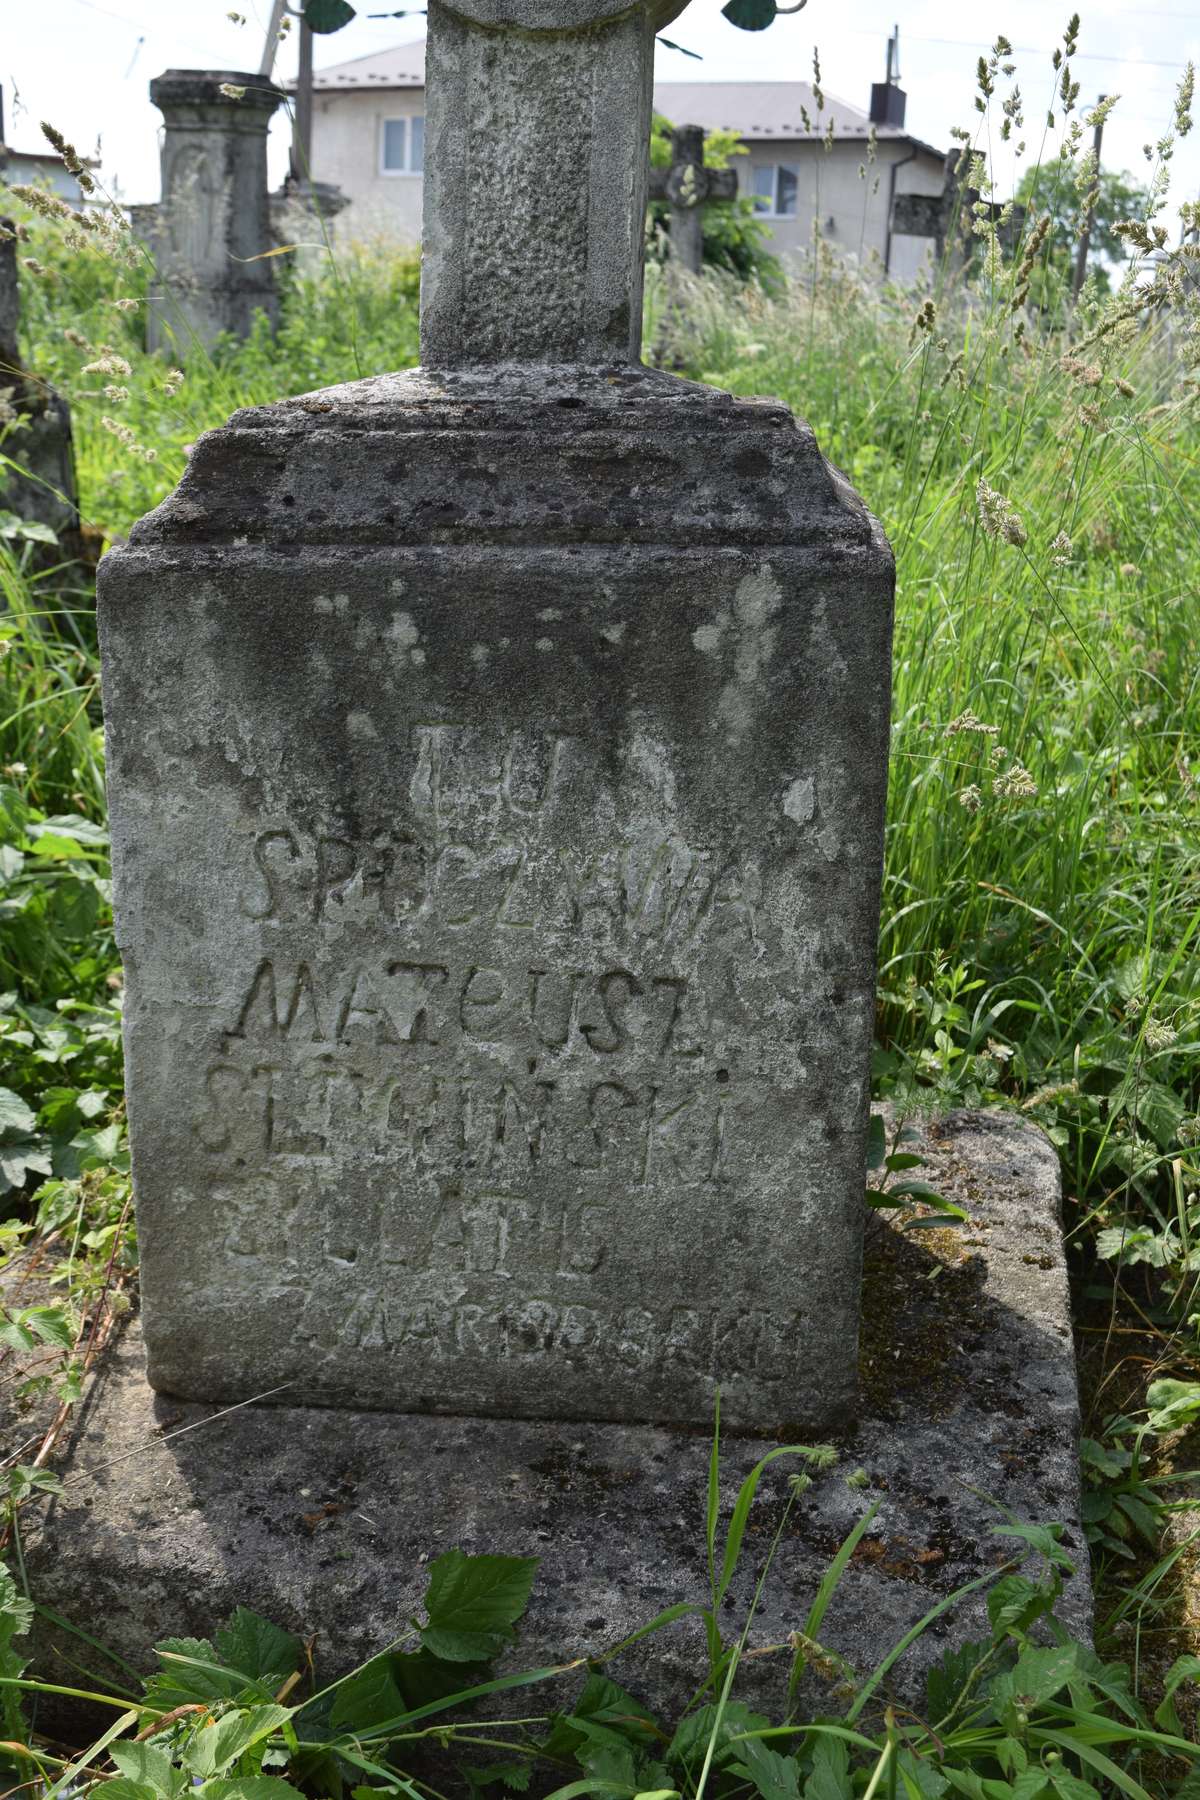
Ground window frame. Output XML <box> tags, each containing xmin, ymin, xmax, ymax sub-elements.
<box><xmin>379</xmin><ymin>113</ymin><xmax>424</xmax><ymax>177</ymax></box>
<box><xmin>749</xmin><ymin>162</ymin><xmax>800</xmax><ymax>219</ymax></box>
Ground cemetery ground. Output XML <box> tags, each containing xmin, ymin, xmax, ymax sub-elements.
<box><xmin>5</xmin><ymin>61</ymin><xmax>1200</xmax><ymax>1794</ymax></box>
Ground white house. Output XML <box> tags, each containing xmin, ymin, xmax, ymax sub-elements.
<box><xmin>303</xmin><ymin>39</ymin><xmax>946</xmax><ymax>282</ymax></box>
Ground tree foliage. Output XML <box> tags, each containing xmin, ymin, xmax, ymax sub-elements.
<box><xmin>1015</xmin><ymin>158</ymin><xmax>1153</xmax><ymax>295</ymax></box>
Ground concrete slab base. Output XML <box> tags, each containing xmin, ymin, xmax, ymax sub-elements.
<box><xmin>24</xmin><ymin>1109</ymin><xmax>1089</xmax><ymax>1726</ymax></box>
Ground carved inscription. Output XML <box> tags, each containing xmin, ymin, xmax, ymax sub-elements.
<box><xmin>197</xmin><ymin>725</ymin><xmax>787</xmax><ymax>1381</ymax></box>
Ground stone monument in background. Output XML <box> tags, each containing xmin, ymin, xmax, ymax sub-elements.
<box><xmin>648</xmin><ymin>124</ymin><xmax>737</xmax><ymax>276</ymax></box>
<box><xmin>0</xmin><ymin>218</ymin><xmax>82</xmax><ymax>566</ymax></box>
<box><xmin>98</xmin><ymin>0</ymin><xmax>895</xmax><ymax>1431</ymax></box>
<box><xmin>142</xmin><ymin>71</ymin><xmax>283</xmax><ymax>355</ymax></box>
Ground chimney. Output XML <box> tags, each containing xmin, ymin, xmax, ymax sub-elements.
<box><xmin>869</xmin><ymin>26</ymin><xmax>907</xmax><ymax>128</ymax></box>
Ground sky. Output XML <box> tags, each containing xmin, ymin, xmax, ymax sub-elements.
<box><xmin>5</xmin><ymin>0</ymin><xmax>1200</xmax><ymax>228</ymax></box>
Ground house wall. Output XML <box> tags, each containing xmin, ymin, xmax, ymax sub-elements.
<box><xmin>735</xmin><ymin>139</ymin><xmax>945</xmax><ymax>283</ymax></box>
<box><xmin>312</xmin><ymin>87</ymin><xmax>425</xmax><ymax>244</ymax></box>
<box><xmin>311</xmin><ymin>91</ymin><xmax>945</xmax><ymax>282</ymax></box>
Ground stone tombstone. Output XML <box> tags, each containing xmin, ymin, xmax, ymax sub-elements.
<box><xmin>98</xmin><ymin>0</ymin><xmax>895</xmax><ymax>1432</ymax></box>
<box><xmin>146</xmin><ymin>71</ymin><xmax>283</xmax><ymax>355</ymax></box>
<box><xmin>648</xmin><ymin>124</ymin><xmax>738</xmax><ymax>276</ymax></box>
<box><xmin>0</xmin><ymin>219</ymin><xmax>82</xmax><ymax>563</ymax></box>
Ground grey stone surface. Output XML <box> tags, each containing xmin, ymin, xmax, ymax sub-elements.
<box><xmin>25</xmin><ymin>1111</ymin><xmax>1089</xmax><ymax>1721</ymax></box>
<box><xmin>421</xmin><ymin>0</ymin><xmax>687</xmax><ymax>364</ymax></box>
<box><xmin>0</xmin><ymin>219</ymin><xmax>82</xmax><ymax>563</ymax></box>
<box><xmin>98</xmin><ymin>361</ymin><xmax>893</xmax><ymax>1431</ymax></box>
<box><xmin>145</xmin><ymin>71</ymin><xmax>283</xmax><ymax>355</ymax></box>
<box><xmin>648</xmin><ymin>126</ymin><xmax>738</xmax><ymax>276</ymax></box>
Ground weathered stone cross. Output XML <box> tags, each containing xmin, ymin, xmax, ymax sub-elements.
<box><xmin>891</xmin><ymin>149</ymin><xmax>1025</xmax><ymax>270</ymax></box>
<box><xmin>648</xmin><ymin>124</ymin><xmax>738</xmax><ymax>275</ymax></box>
<box><xmin>421</xmin><ymin>0</ymin><xmax>690</xmax><ymax>364</ymax></box>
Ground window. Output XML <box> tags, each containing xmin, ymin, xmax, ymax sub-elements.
<box><xmin>751</xmin><ymin>164</ymin><xmax>799</xmax><ymax>217</ymax></box>
<box><xmin>381</xmin><ymin>115</ymin><xmax>424</xmax><ymax>174</ymax></box>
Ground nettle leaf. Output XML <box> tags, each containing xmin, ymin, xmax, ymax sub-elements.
<box><xmin>994</xmin><ymin>1644</ymin><xmax>1080</xmax><ymax>1713</ymax></box>
<box><xmin>419</xmin><ymin>1550</ymin><xmax>538</xmax><ymax>1662</ymax></box>
<box><xmin>925</xmin><ymin>1637</ymin><xmax>989</xmax><ymax>1723</ymax></box>
<box><xmin>730</xmin><ymin>1735</ymin><xmax>801</xmax><ymax>1800</ymax></box>
<box><xmin>805</xmin><ymin>1735</ymin><xmax>852</xmax><ymax>1800</ymax></box>
<box><xmin>0</xmin><ymin>1087</ymin><xmax>35</xmax><ymax>1135</ymax></box>
<box><xmin>214</xmin><ymin>1608</ymin><xmax>302</xmax><ymax>1686</ymax></box>
<box><xmin>304</xmin><ymin>0</ymin><xmax>356</xmax><ymax>29</ymax></box>
<box><xmin>145</xmin><ymin>1637</ymin><xmax>250</xmax><ymax>1708</ymax></box>
<box><xmin>721</xmin><ymin>0</ymin><xmax>777</xmax><ymax>29</ymax></box>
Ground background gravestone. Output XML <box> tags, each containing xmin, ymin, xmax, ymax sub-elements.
<box><xmin>0</xmin><ymin>217</ymin><xmax>82</xmax><ymax>565</ymax></box>
<box><xmin>143</xmin><ymin>71</ymin><xmax>283</xmax><ymax>355</ymax></box>
<box><xmin>648</xmin><ymin>124</ymin><xmax>737</xmax><ymax>276</ymax></box>
<box><xmin>98</xmin><ymin>0</ymin><xmax>895</xmax><ymax>1432</ymax></box>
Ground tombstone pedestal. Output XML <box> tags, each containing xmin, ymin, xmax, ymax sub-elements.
<box><xmin>146</xmin><ymin>71</ymin><xmax>283</xmax><ymax>355</ymax></box>
<box><xmin>26</xmin><ymin>1111</ymin><xmax>1090</xmax><ymax>1719</ymax></box>
<box><xmin>99</xmin><ymin>362</ymin><xmax>892</xmax><ymax>1434</ymax></box>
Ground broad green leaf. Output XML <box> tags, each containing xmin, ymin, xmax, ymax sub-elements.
<box><xmin>38</xmin><ymin>814</ymin><xmax>109</xmax><ymax>847</ymax></box>
<box><xmin>25</xmin><ymin>1305</ymin><xmax>75</xmax><ymax>1349</ymax></box>
<box><xmin>996</xmin><ymin>1644</ymin><xmax>1080</xmax><ymax>1710</ymax></box>
<box><xmin>111</xmin><ymin>1741</ymin><xmax>191</xmax><ymax>1799</ymax></box>
<box><xmin>0</xmin><ymin>1314</ymin><xmax>38</xmax><ymax>1353</ymax></box>
<box><xmin>145</xmin><ymin>1637</ymin><xmax>248</xmax><ymax>1708</ymax></box>
<box><xmin>329</xmin><ymin>1654</ymin><xmax>407</xmax><ymax>1732</ymax></box>
<box><xmin>1153</xmin><ymin>1652</ymin><xmax>1200</xmax><ymax>1733</ymax></box>
<box><xmin>804</xmin><ymin>1736</ymin><xmax>851</xmax><ymax>1800</ymax></box>
<box><xmin>0</xmin><ymin>1145</ymin><xmax>52</xmax><ymax>1191</ymax></box>
<box><xmin>26</xmin><ymin>831</ymin><xmax>86</xmax><ymax>859</ymax></box>
<box><xmin>721</xmin><ymin>0</ymin><xmax>776</xmax><ymax>28</ymax></box>
<box><xmin>667</xmin><ymin>1702</ymin><xmax>769</xmax><ymax>1770</ymax></box>
<box><xmin>897</xmin><ymin>1749</ymin><xmax>949</xmax><ymax>1800</ymax></box>
<box><xmin>304</xmin><ymin>0</ymin><xmax>355</xmax><ymax>28</ymax></box>
<box><xmin>91</xmin><ymin>1782</ymin><xmax>158</xmax><ymax>1800</ymax></box>
<box><xmin>420</xmin><ymin>1550</ymin><xmax>537</xmax><ymax>1661</ymax></box>
<box><xmin>184</xmin><ymin>1705</ymin><xmax>294</xmax><ymax>1779</ymax></box>
<box><xmin>198</xmin><ymin>1780</ymin><xmax>307</xmax><ymax>1800</ymax></box>
<box><xmin>214</xmin><ymin>1608</ymin><xmax>302</xmax><ymax>1686</ymax></box>
<box><xmin>730</xmin><ymin>1736</ymin><xmax>801</xmax><ymax>1800</ymax></box>
<box><xmin>1079</xmin><ymin>1437</ymin><xmax>1126</xmax><ymax>1477</ymax></box>
<box><xmin>0</xmin><ymin>1088</ymin><xmax>35</xmax><ymax>1135</ymax></box>
<box><xmin>1146</xmin><ymin>1379</ymin><xmax>1200</xmax><ymax>1433</ymax></box>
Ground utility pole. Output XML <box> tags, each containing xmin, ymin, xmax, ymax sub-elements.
<box><xmin>292</xmin><ymin>14</ymin><xmax>314</xmax><ymax>185</ymax></box>
<box><xmin>1072</xmin><ymin>95</ymin><xmax>1105</xmax><ymax>302</ymax></box>
<box><xmin>259</xmin><ymin>0</ymin><xmax>287</xmax><ymax>76</ymax></box>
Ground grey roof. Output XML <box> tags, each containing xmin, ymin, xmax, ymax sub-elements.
<box><xmin>303</xmin><ymin>43</ymin><xmax>943</xmax><ymax>157</ymax></box>
<box><xmin>307</xmin><ymin>38</ymin><xmax>426</xmax><ymax>88</ymax></box>
<box><xmin>657</xmin><ymin>79</ymin><xmax>886</xmax><ymax>141</ymax></box>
